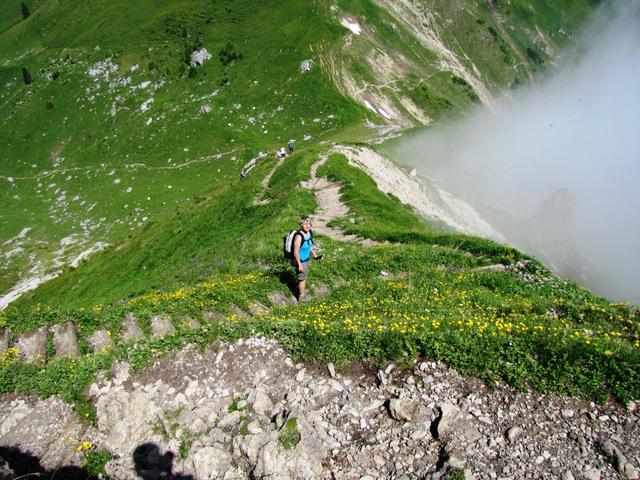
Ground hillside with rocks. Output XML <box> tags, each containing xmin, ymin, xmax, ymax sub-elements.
<box><xmin>1</xmin><ymin>337</ymin><xmax>638</xmax><ymax>479</ymax></box>
<box><xmin>1</xmin><ymin>0</ymin><xmax>593</xmax><ymax>308</ymax></box>
<box><xmin>1</xmin><ymin>1</ymin><xmax>638</xmax><ymax>479</ymax></box>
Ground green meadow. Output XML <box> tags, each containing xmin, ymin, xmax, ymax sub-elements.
<box><xmin>1</xmin><ymin>0</ymin><xmax>637</xmax><ymax>429</ymax></box>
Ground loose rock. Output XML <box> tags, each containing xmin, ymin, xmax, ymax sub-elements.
<box><xmin>150</xmin><ymin>314</ymin><xmax>175</xmax><ymax>338</ymax></box>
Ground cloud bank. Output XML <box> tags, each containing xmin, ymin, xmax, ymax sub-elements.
<box><xmin>393</xmin><ymin>1</ymin><xmax>640</xmax><ymax>302</ymax></box>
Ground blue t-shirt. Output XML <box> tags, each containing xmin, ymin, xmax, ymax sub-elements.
<box><xmin>298</xmin><ymin>231</ymin><xmax>313</xmax><ymax>262</ymax></box>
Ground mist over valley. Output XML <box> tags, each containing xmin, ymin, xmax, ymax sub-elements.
<box><xmin>390</xmin><ymin>1</ymin><xmax>640</xmax><ymax>302</ymax></box>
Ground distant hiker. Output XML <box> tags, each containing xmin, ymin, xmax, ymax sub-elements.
<box><xmin>277</xmin><ymin>147</ymin><xmax>287</xmax><ymax>159</ymax></box>
<box><xmin>288</xmin><ymin>140</ymin><xmax>295</xmax><ymax>154</ymax></box>
<box><xmin>288</xmin><ymin>215</ymin><xmax>321</xmax><ymax>301</ymax></box>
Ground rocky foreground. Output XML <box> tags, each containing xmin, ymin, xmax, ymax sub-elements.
<box><xmin>0</xmin><ymin>336</ymin><xmax>638</xmax><ymax>479</ymax></box>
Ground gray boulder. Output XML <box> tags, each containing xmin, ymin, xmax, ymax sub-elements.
<box><xmin>150</xmin><ymin>314</ymin><xmax>175</xmax><ymax>338</ymax></box>
<box><xmin>436</xmin><ymin>402</ymin><xmax>461</xmax><ymax>439</ymax></box>
<box><xmin>388</xmin><ymin>398</ymin><xmax>418</xmax><ymax>422</ymax></box>
<box><xmin>15</xmin><ymin>326</ymin><xmax>47</xmax><ymax>363</ymax></box>
<box><xmin>0</xmin><ymin>328</ymin><xmax>8</xmax><ymax>353</ymax></box>
<box><xmin>97</xmin><ymin>389</ymin><xmax>162</xmax><ymax>453</ymax></box>
<box><xmin>88</xmin><ymin>329</ymin><xmax>112</xmax><ymax>354</ymax></box>
<box><xmin>122</xmin><ymin>313</ymin><xmax>144</xmax><ymax>342</ymax></box>
<box><xmin>51</xmin><ymin>321</ymin><xmax>79</xmax><ymax>358</ymax></box>
<box><xmin>0</xmin><ymin>400</ymin><xmax>32</xmax><ymax>437</ymax></box>
<box><xmin>249</xmin><ymin>388</ymin><xmax>274</xmax><ymax>416</ymax></box>
<box><xmin>268</xmin><ymin>291</ymin><xmax>295</xmax><ymax>307</ymax></box>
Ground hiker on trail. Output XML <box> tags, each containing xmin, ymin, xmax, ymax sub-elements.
<box><xmin>277</xmin><ymin>147</ymin><xmax>287</xmax><ymax>159</ymax></box>
<box><xmin>288</xmin><ymin>140</ymin><xmax>295</xmax><ymax>154</ymax></box>
<box><xmin>292</xmin><ymin>215</ymin><xmax>321</xmax><ymax>301</ymax></box>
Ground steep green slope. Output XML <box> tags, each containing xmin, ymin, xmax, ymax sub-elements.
<box><xmin>1</xmin><ymin>0</ymin><xmax>597</xmax><ymax>308</ymax></box>
<box><xmin>321</xmin><ymin>0</ymin><xmax>595</xmax><ymax>125</ymax></box>
<box><xmin>0</xmin><ymin>0</ymin><xmax>365</xmax><ymax>300</ymax></box>
<box><xmin>3</xmin><ymin>0</ymin><xmax>638</xmax><ymax>423</ymax></box>
<box><xmin>15</xmin><ymin>148</ymin><xmax>318</xmax><ymax>307</ymax></box>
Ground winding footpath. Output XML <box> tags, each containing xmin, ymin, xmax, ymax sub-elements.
<box><xmin>300</xmin><ymin>153</ymin><xmax>377</xmax><ymax>246</ymax></box>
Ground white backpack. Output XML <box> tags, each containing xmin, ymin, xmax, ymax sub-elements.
<box><xmin>283</xmin><ymin>230</ymin><xmax>312</xmax><ymax>259</ymax></box>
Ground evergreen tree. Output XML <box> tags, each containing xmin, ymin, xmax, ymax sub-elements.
<box><xmin>21</xmin><ymin>2</ymin><xmax>30</xmax><ymax>19</ymax></box>
<box><xmin>22</xmin><ymin>67</ymin><xmax>32</xmax><ymax>85</ymax></box>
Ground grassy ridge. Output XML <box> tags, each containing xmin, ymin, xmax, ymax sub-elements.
<box><xmin>2</xmin><ymin>147</ymin><xmax>638</xmax><ymax>408</ymax></box>
<box><xmin>2</xmin><ymin>247</ymin><xmax>638</xmax><ymax>409</ymax></box>
<box><xmin>3</xmin><ymin>240</ymin><xmax>639</xmax><ymax>405</ymax></box>
<box><xmin>317</xmin><ymin>153</ymin><xmax>520</xmax><ymax>260</ymax></box>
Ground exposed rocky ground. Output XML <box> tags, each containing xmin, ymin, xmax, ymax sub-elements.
<box><xmin>0</xmin><ymin>336</ymin><xmax>638</xmax><ymax>479</ymax></box>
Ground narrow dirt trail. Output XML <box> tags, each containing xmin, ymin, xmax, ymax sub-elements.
<box><xmin>301</xmin><ymin>154</ymin><xmax>377</xmax><ymax>245</ymax></box>
<box><xmin>252</xmin><ymin>157</ymin><xmax>286</xmax><ymax>206</ymax></box>
<box><xmin>252</xmin><ymin>151</ymin><xmax>376</xmax><ymax>244</ymax></box>
<box><xmin>261</xmin><ymin>157</ymin><xmax>285</xmax><ymax>190</ymax></box>
<box><xmin>1</xmin><ymin>147</ymin><xmax>248</xmax><ymax>181</ymax></box>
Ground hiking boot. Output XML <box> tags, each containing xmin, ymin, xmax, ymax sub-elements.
<box><xmin>298</xmin><ymin>292</ymin><xmax>311</xmax><ymax>303</ymax></box>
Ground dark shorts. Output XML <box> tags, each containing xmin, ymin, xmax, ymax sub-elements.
<box><xmin>294</xmin><ymin>260</ymin><xmax>309</xmax><ymax>281</ymax></box>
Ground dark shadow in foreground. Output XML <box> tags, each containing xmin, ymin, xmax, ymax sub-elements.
<box><xmin>0</xmin><ymin>443</ymin><xmax>195</xmax><ymax>480</ymax></box>
<box><xmin>276</xmin><ymin>266</ymin><xmax>299</xmax><ymax>298</ymax></box>
<box><xmin>0</xmin><ymin>445</ymin><xmax>96</xmax><ymax>480</ymax></box>
<box><xmin>134</xmin><ymin>443</ymin><xmax>194</xmax><ymax>480</ymax></box>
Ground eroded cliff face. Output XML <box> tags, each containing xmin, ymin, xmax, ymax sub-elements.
<box><xmin>333</xmin><ymin>145</ymin><xmax>504</xmax><ymax>240</ymax></box>
<box><xmin>319</xmin><ymin>0</ymin><xmax>578</xmax><ymax>128</ymax></box>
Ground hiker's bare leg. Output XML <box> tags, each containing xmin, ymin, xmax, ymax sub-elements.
<box><xmin>298</xmin><ymin>279</ymin><xmax>306</xmax><ymax>298</ymax></box>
